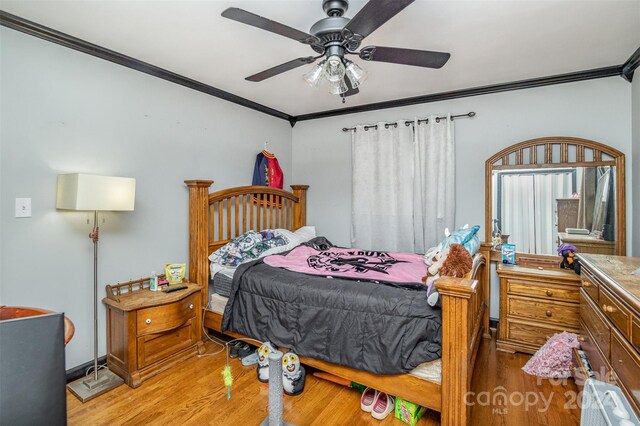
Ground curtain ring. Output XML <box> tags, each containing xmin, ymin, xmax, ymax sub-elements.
<box><xmin>435</xmin><ymin>117</ymin><xmax>441</xmax><ymax>123</ymax></box>
<box><xmin>384</xmin><ymin>123</ymin><xmax>389</xmax><ymax>129</ymax></box>
<box><xmin>393</xmin><ymin>123</ymin><xmax>398</xmax><ymax>128</ymax></box>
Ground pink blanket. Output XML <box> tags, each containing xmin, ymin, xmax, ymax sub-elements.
<box><xmin>263</xmin><ymin>245</ymin><xmax>427</xmax><ymax>284</ymax></box>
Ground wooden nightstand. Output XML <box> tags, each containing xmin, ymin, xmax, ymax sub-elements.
<box><xmin>496</xmin><ymin>263</ymin><xmax>581</xmax><ymax>354</ymax></box>
<box><xmin>103</xmin><ymin>279</ymin><xmax>205</xmax><ymax>388</ymax></box>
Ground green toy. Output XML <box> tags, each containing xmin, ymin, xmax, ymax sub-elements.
<box><xmin>395</xmin><ymin>397</ymin><xmax>426</xmax><ymax>426</ymax></box>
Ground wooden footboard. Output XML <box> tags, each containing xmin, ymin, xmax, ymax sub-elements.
<box><xmin>437</xmin><ymin>253</ymin><xmax>487</xmax><ymax>426</ymax></box>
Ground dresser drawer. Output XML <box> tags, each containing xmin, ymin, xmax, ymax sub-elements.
<box><xmin>507</xmin><ymin>319</ymin><xmax>577</xmax><ymax>347</ymax></box>
<box><xmin>137</xmin><ymin>294</ymin><xmax>197</xmax><ymax>335</ymax></box>
<box><xmin>137</xmin><ymin>318</ymin><xmax>197</xmax><ymax>368</ymax></box>
<box><xmin>611</xmin><ymin>328</ymin><xmax>640</xmax><ymax>413</ymax></box>
<box><xmin>632</xmin><ymin>317</ymin><xmax>640</xmax><ymax>353</ymax></box>
<box><xmin>580</xmin><ymin>289</ymin><xmax>611</xmax><ymax>359</ymax></box>
<box><xmin>580</xmin><ymin>267</ymin><xmax>599</xmax><ymax>302</ymax></box>
<box><xmin>599</xmin><ymin>287</ymin><xmax>631</xmax><ymax>339</ymax></box>
<box><xmin>576</xmin><ymin>331</ymin><xmax>611</xmax><ymax>384</ymax></box>
<box><xmin>508</xmin><ymin>296</ymin><xmax>579</xmax><ymax>326</ymax></box>
<box><xmin>507</xmin><ymin>280</ymin><xmax>579</xmax><ymax>302</ymax></box>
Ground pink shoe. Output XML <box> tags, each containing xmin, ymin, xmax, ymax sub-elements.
<box><xmin>360</xmin><ymin>387</ymin><xmax>379</xmax><ymax>412</ymax></box>
<box><xmin>371</xmin><ymin>392</ymin><xmax>395</xmax><ymax>420</ymax></box>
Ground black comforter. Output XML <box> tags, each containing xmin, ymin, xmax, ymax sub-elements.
<box><xmin>221</xmin><ymin>238</ymin><xmax>442</xmax><ymax>374</ymax></box>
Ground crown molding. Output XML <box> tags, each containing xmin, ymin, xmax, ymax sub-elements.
<box><xmin>0</xmin><ymin>10</ymin><xmax>294</xmax><ymax>123</ymax></box>
<box><xmin>621</xmin><ymin>45</ymin><xmax>640</xmax><ymax>82</ymax></box>
<box><xmin>294</xmin><ymin>65</ymin><xmax>623</xmax><ymax>122</ymax></box>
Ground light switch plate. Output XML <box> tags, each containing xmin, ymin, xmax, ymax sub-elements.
<box><xmin>15</xmin><ymin>198</ymin><xmax>32</xmax><ymax>218</ymax></box>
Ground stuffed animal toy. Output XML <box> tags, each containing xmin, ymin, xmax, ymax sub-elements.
<box><xmin>282</xmin><ymin>352</ymin><xmax>306</xmax><ymax>396</ymax></box>
<box><xmin>257</xmin><ymin>341</ymin><xmax>276</xmax><ymax>383</ymax></box>
<box><xmin>423</xmin><ymin>244</ymin><xmax>473</xmax><ymax>308</ymax></box>
<box><xmin>557</xmin><ymin>243</ymin><xmax>580</xmax><ymax>274</ymax></box>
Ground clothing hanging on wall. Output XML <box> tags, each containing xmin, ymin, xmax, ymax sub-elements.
<box><xmin>252</xmin><ymin>150</ymin><xmax>283</xmax><ymax>189</ymax></box>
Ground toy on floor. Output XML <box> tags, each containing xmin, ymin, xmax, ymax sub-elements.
<box><xmin>395</xmin><ymin>397</ymin><xmax>426</xmax><ymax>426</ymax></box>
<box><xmin>222</xmin><ymin>365</ymin><xmax>233</xmax><ymax>400</ymax></box>
<box><xmin>282</xmin><ymin>352</ymin><xmax>306</xmax><ymax>396</ymax></box>
<box><xmin>257</xmin><ymin>341</ymin><xmax>276</xmax><ymax>383</ymax></box>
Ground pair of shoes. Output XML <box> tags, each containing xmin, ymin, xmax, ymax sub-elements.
<box><xmin>241</xmin><ymin>350</ymin><xmax>259</xmax><ymax>366</ymax></box>
<box><xmin>230</xmin><ymin>341</ymin><xmax>252</xmax><ymax>359</ymax></box>
<box><xmin>360</xmin><ymin>388</ymin><xmax>395</xmax><ymax>420</ymax></box>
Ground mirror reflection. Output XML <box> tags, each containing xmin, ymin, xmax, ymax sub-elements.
<box><xmin>491</xmin><ymin>166</ymin><xmax>616</xmax><ymax>255</ymax></box>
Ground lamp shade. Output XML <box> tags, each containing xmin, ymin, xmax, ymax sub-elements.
<box><xmin>56</xmin><ymin>174</ymin><xmax>136</xmax><ymax>211</ymax></box>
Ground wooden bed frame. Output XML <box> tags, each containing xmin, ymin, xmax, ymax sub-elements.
<box><xmin>185</xmin><ymin>180</ymin><xmax>488</xmax><ymax>426</ymax></box>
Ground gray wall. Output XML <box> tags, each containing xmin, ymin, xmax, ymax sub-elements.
<box><xmin>0</xmin><ymin>29</ymin><xmax>293</xmax><ymax>369</ymax></box>
<box><xmin>292</xmin><ymin>77</ymin><xmax>632</xmax><ymax>318</ymax></box>
<box><xmin>633</xmin><ymin>74</ymin><xmax>640</xmax><ymax>256</ymax></box>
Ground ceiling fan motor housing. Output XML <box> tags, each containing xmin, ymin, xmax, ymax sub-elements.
<box><xmin>322</xmin><ymin>0</ymin><xmax>349</xmax><ymax>17</ymax></box>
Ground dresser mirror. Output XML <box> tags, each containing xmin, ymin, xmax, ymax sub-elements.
<box><xmin>485</xmin><ymin>137</ymin><xmax>626</xmax><ymax>257</ymax></box>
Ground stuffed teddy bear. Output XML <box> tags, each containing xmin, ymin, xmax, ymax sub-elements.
<box><xmin>423</xmin><ymin>244</ymin><xmax>473</xmax><ymax>308</ymax></box>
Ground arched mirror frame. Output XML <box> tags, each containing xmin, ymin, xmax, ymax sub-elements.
<box><xmin>485</xmin><ymin>136</ymin><xmax>626</xmax><ymax>257</ymax></box>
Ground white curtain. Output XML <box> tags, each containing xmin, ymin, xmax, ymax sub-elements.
<box><xmin>351</xmin><ymin>121</ymin><xmax>414</xmax><ymax>251</ymax></box>
<box><xmin>501</xmin><ymin>172</ymin><xmax>572</xmax><ymax>254</ymax></box>
<box><xmin>351</xmin><ymin>116</ymin><xmax>455</xmax><ymax>252</ymax></box>
<box><xmin>413</xmin><ymin>115</ymin><xmax>455</xmax><ymax>253</ymax></box>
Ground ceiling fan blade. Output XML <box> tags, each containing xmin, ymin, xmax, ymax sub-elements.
<box><xmin>359</xmin><ymin>46</ymin><xmax>450</xmax><ymax>68</ymax></box>
<box><xmin>344</xmin><ymin>0</ymin><xmax>415</xmax><ymax>39</ymax></box>
<box><xmin>246</xmin><ymin>57</ymin><xmax>317</xmax><ymax>82</ymax></box>
<box><xmin>343</xmin><ymin>78</ymin><xmax>360</xmax><ymax>97</ymax></box>
<box><xmin>222</xmin><ymin>8</ymin><xmax>320</xmax><ymax>46</ymax></box>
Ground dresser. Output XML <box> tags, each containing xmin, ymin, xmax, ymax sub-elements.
<box><xmin>574</xmin><ymin>254</ymin><xmax>640</xmax><ymax>415</ymax></box>
<box><xmin>558</xmin><ymin>232</ymin><xmax>615</xmax><ymax>255</ymax></box>
<box><xmin>496</xmin><ymin>263</ymin><xmax>581</xmax><ymax>354</ymax></box>
<box><xmin>103</xmin><ymin>280</ymin><xmax>205</xmax><ymax>388</ymax></box>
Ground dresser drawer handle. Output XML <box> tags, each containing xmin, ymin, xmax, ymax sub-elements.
<box><xmin>546</xmin><ymin>310</ymin><xmax>552</xmax><ymax>317</ymax></box>
<box><xmin>189</xmin><ymin>304</ymin><xmax>194</xmax><ymax>310</ymax></box>
<box><xmin>546</xmin><ymin>290</ymin><xmax>553</xmax><ymax>297</ymax></box>
<box><xmin>602</xmin><ymin>304</ymin><xmax>616</xmax><ymax>313</ymax></box>
<box><xmin>582</xmin><ymin>281</ymin><xmax>592</xmax><ymax>288</ymax></box>
<box><xmin>145</xmin><ymin>318</ymin><xmax>151</xmax><ymax>324</ymax></box>
<box><xmin>578</xmin><ymin>336</ymin><xmax>587</xmax><ymax>342</ymax></box>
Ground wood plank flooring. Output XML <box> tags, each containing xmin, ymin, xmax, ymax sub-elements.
<box><xmin>67</xmin><ymin>337</ymin><xmax>580</xmax><ymax>425</ymax></box>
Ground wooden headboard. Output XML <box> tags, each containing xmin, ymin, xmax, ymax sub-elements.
<box><xmin>184</xmin><ymin>180</ymin><xmax>309</xmax><ymax>289</ymax></box>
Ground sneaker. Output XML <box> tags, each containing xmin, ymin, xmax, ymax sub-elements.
<box><xmin>371</xmin><ymin>392</ymin><xmax>394</xmax><ymax>420</ymax></box>
<box><xmin>360</xmin><ymin>387</ymin><xmax>378</xmax><ymax>412</ymax></box>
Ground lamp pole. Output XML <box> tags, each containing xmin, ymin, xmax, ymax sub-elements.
<box><xmin>89</xmin><ymin>210</ymin><xmax>99</xmax><ymax>382</ymax></box>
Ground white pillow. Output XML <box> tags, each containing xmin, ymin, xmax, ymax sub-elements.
<box><xmin>294</xmin><ymin>226</ymin><xmax>316</xmax><ymax>242</ymax></box>
<box><xmin>258</xmin><ymin>229</ymin><xmax>301</xmax><ymax>257</ymax></box>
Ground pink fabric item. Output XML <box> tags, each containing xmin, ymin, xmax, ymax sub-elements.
<box><xmin>263</xmin><ymin>245</ymin><xmax>427</xmax><ymax>284</ymax></box>
<box><xmin>522</xmin><ymin>331</ymin><xmax>580</xmax><ymax>378</ymax></box>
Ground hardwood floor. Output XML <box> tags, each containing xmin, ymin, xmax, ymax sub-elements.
<box><xmin>67</xmin><ymin>337</ymin><xmax>580</xmax><ymax>425</ymax></box>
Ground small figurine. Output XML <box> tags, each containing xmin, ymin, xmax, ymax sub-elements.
<box><xmin>282</xmin><ymin>351</ymin><xmax>306</xmax><ymax>396</ymax></box>
<box><xmin>257</xmin><ymin>341</ymin><xmax>276</xmax><ymax>383</ymax></box>
<box><xmin>557</xmin><ymin>243</ymin><xmax>580</xmax><ymax>275</ymax></box>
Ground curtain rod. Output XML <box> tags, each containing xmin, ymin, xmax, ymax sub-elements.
<box><xmin>341</xmin><ymin>112</ymin><xmax>476</xmax><ymax>132</ymax></box>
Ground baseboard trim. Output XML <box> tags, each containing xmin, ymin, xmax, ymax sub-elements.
<box><xmin>65</xmin><ymin>356</ymin><xmax>107</xmax><ymax>383</ymax></box>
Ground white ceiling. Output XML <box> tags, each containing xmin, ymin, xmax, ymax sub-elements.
<box><xmin>2</xmin><ymin>0</ymin><xmax>639</xmax><ymax>116</ymax></box>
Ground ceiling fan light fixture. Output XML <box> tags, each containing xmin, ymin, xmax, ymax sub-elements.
<box><xmin>345</xmin><ymin>60</ymin><xmax>367</xmax><ymax>88</ymax></box>
<box><xmin>327</xmin><ymin>78</ymin><xmax>348</xmax><ymax>95</ymax></box>
<box><xmin>324</xmin><ymin>55</ymin><xmax>346</xmax><ymax>83</ymax></box>
<box><xmin>303</xmin><ymin>60</ymin><xmax>326</xmax><ymax>88</ymax></box>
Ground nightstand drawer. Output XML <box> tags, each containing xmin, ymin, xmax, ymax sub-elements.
<box><xmin>507</xmin><ymin>296</ymin><xmax>579</xmax><ymax>325</ymax></box>
<box><xmin>507</xmin><ymin>319</ymin><xmax>575</xmax><ymax>347</ymax></box>
<box><xmin>137</xmin><ymin>294</ymin><xmax>197</xmax><ymax>335</ymax></box>
<box><xmin>137</xmin><ymin>319</ymin><xmax>197</xmax><ymax>368</ymax></box>
<box><xmin>507</xmin><ymin>279</ymin><xmax>579</xmax><ymax>302</ymax></box>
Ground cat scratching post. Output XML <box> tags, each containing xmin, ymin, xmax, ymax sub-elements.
<box><xmin>260</xmin><ymin>350</ymin><xmax>293</xmax><ymax>426</ymax></box>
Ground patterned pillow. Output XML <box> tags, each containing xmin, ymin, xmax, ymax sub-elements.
<box><xmin>209</xmin><ymin>230</ymin><xmax>292</xmax><ymax>267</ymax></box>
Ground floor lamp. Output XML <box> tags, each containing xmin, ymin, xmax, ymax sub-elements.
<box><xmin>56</xmin><ymin>173</ymin><xmax>136</xmax><ymax>402</ymax></box>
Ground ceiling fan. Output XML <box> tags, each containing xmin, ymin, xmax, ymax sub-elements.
<box><xmin>221</xmin><ymin>0</ymin><xmax>451</xmax><ymax>102</ymax></box>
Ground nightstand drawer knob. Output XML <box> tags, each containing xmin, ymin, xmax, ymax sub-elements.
<box><xmin>546</xmin><ymin>310</ymin><xmax>552</xmax><ymax>317</ymax></box>
<box><xmin>189</xmin><ymin>304</ymin><xmax>194</xmax><ymax>310</ymax></box>
<box><xmin>145</xmin><ymin>318</ymin><xmax>151</xmax><ymax>324</ymax></box>
<box><xmin>546</xmin><ymin>290</ymin><xmax>553</xmax><ymax>297</ymax></box>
